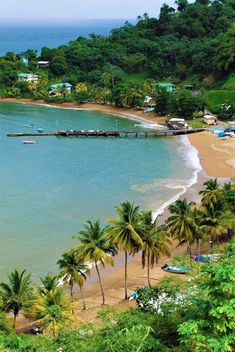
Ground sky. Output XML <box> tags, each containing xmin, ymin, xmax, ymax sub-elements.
<box><xmin>0</xmin><ymin>0</ymin><xmax>175</xmax><ymax>23</ymax></box>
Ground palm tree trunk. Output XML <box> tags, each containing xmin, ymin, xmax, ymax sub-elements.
<box><xmin>147</xmin><ymin>253</ymin><xmax>151</xmax><ymax>288</ymax></box>
<box><xmin>124</xmin><ymin>251</ymin><xmax>128</xmax><ymax>300</ymax></box>
<box><xmin>80</xmin><ymin>286</ymin><xmax>86</xmax><ymax>310</ymax></box>
<box><xmin>196</xmin><ymin>239</ymin><xmax>201</xmax><ymax>256</ymax></box>
<box><xmin>70</xmin><ymin>286</ymin><xmax>74</xmax><ymax>315</ymax></box>
<box><xmin>95</xmin><ymin>263</ymin><xmax>105</xmax><ymax>305</ymax></box>
<box><xmin>13</xmin><ymin>314</ymin><xmax>17</xmax><ymax>329</ymax></box>
<box><xmin>187</xmin><ymin>242</ymin><xmax>192</xmax><ymax>257</ymax></box>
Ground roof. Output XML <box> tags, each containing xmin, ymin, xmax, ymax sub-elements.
<box><xmin>158</xmin><ymin>83</ymin><xmax>174</xmax><ymax>87</ymax></box>
<box><xmin>49</xmin><ymin>83</ymin><xmax>72</xmax><ymax>89</ymax></box>
<box><xmin>169</xmin><ymin>118</ymin><xmax>186</xmax><ymax>122</ymax></box>
<box><xmin>18</xmin><ymin>73</ymin><xmax>38</xmax><ymax>78</ymax></box>
<box><xmin>204</xmin><ymin>115</ymin><xmax>216</xmax><ymax>120</ymax></box>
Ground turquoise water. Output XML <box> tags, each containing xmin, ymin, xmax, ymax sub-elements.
<box><xmin>0</xmin><ymin>103</ymin><xmax>197</xmax><ymax>280</ymax></box>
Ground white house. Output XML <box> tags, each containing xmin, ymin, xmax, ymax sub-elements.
<box><xmin>18</xmin><ymin>73</ymin><xmax>39</xmax><ymax>82</ymax></box>
<box><xmin>203</xmin><ymin>115</ymin><xmax>217</xmax><ymax>125</ymax></box>
<box><xmin>37</xmin><ymin>61</ymin><xmax>50</xmax><ymax>68</ymax></box>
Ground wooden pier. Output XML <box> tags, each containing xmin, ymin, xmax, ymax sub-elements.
<box><xmin>7</xmin><ymin>128</ymin><xmax>205</xmax><ymax>138</ymax></box>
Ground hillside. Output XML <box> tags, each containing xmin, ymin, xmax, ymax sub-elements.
<box><xmin>0</xmin><ymin>0</ymin><xmax>234</xmax><ymax>117</ymax></box>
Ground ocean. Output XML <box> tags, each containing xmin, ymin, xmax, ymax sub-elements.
<box><xmin>0</xmin><ymin>20</ymin><xmax>134</xmax><ymax>56</ymax></box>
<box><xmin>0</xmin><ymin>102</ymin><xmax>201</xmax><ymax>280</ymax></box>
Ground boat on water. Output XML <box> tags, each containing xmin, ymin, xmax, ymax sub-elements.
<box><xmin>161</xmin><ymin>264</ymin><xmax>192</xmax><ymax>274</ymax></box>
<box><xmin>22</xmin><ymin>140</ymin><xmax>38</xmax><ymax>144</ymax></box>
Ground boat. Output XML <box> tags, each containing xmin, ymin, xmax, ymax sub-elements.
<box><xmin>22</xmin><ymin>140</ymin><xmax>38</xmax><ymax>144</ymax></box>
<box><xmin>191</xmin><ymin>254</ymin><xmax>220</xmax><ymax>263</ymax></box>
<box><xmin>161</xmin><ymin>264</ymin><xmax>191</xmax><ymax>274</ymax></box>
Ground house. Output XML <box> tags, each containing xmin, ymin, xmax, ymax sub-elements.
<box><xmin>157</xmin><ymin>83</ymin><xmax>175</xmax><ymax>93</ymax></box>
<box><xmin>37</xmin><ymin>61</ymin><xmax>50</xmax><ymax>68</ymax></box>
<box><xmin>48</xmin><ymin>83</ymin><xmax>73</xmax><ymax>96</ymax></box>
<box><xmin>168</xmin><ymin>118</ymin><xmax>189</xmax><ymax>130</ymax></box>
<box><xmin>18</xmin><ymin>73</ymin><xmax>39</xmax><ymax>82</ymax></box>
<box><xmin>203</xmin><ymin>115</ymin><xmax>217</xmax><ymax>125</ymax></box>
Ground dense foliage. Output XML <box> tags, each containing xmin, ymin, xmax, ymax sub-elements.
<box><xmin>0</xmin><ymin>0</ymin><xmax>234</xmax><ymax>115</ymax></box>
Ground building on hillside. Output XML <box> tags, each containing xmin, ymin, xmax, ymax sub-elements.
<box><xmin>18</xmin><ymin>73</ymin><xmax>39</xmax><ymax>82</ymax></box>
<box><xmin>155</xmin><ymin>83</ymin><xmax>175</xmax><ymax>93</ymax></box>
<box><xmin>168</xmin><ymin>118</ymin><xmax>189</xmax><ymax>130</ymax></box>
<box><xmin>48</xmin><ymin>82</ymin><xmax>73</xmax><ymax>96</ymax></box>
<box><xmin>37</xmin><ymin>61</ymin><xmax>50</xmax><ymax>68</ymax></box>
<box><xmin>203</xmin><ymin>115</ymin><xmax>217</xmax><ymax>125</ymax></box>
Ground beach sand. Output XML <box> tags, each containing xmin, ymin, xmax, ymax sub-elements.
<box><xmin>1</xmin><ymin>98</ymin><xmax>234</xmax><ymax>326</ymax></box>
<box><xmin>188</xmin><ymin>132</ymin><xmax>235</xmax><ymax>178</ymax></box>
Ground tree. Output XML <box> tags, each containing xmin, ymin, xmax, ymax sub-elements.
<box><xmin>139</xmin><ymin>211</ymin><xmax>171</xmax><ymax>287</ymax></box>
<box><xmin>154</xmin><ymin>89</ymin><xmax>171</xmax><ymax>116</ymax></box>
<box><xmin>39</xmin><ymin>273</ymin><xmax>59</xmax><ymax>295</ymax></box>
<box><xmin>167</xmin><ymin>199</ymin><xmax>197</xmax><ymax>256</ymax></box>
<box><xmin>175</xmin><ymin>0</ymin><xmax>188</xmax><ymax>12</ymax></box>
<box><xmin>75</xmin><ymin>220</ymin><xmax>115</xmax><ymax>305</ymax></box>
<box><xmin>34</xmin><ymin>287</ymin><xmax>74</xmax><ymax>339</ymax></box>
<box><xmin>199</xmin><ymin>179</ymin><xmax>222</xmax><ymax>206</ymax></box>
<box><xmin>57</xmin><ymin>250</ymin><xmax>89</xmax><ymax>310</ymax></box>
<box><xmin>107</xmin><ymin>201</ymin><xmax>143</xmax><ymax>299</ymax></box>
<box><xmin>50</xmin><ymin>55</ymin><xmax>68</xmax><ymax>76</ymax></box>
<box><xmin>0</xmin><ymin>270</ymin><xmax>35</xmax><ymax>329</ymax></box>
<box><xmin>179</xmin><ymin>255</ymin><xmax>235</xmax><ymax>351</ymax></box>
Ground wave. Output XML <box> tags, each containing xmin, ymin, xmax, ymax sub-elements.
<box><xmin>154</xmin><ymin>136</ymin><xmax>202</xmax><ymax>220</ymax></box>
<box><xmin>131</xmin><ymin>135</ymin><xmax>202</xmax><ymax>221</ymax></box>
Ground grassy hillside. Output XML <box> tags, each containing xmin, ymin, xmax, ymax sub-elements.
<box><xmin>204</xmin><ymin>74</ymin><xmax>235</xmax><ymax>113</ymax></box>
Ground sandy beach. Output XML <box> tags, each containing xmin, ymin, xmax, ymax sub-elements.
<box><xmin>188</xmin><ymin>132</ymin><xmax>235</xmax><ymax>178</ymax></box>
<box><xmin>1</xmin><ymin>98</ymin><xmax>234</xmax><ymax>326</ymax></box>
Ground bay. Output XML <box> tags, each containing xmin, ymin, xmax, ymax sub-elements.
<box><xmin>0</xmin><ymin>102</ymin><xmax>198</xmax><ymax>280</ymax></box>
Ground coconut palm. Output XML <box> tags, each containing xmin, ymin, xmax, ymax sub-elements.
<box><xmin>139</xmin><ymin>211</ymin><xmax>171</xmax><ymax>287</ymax></box>
<box><xmin>199</xmin><ymin>179</ymin><xmax>222</xmax><ymax>206</ymax></box>
<box><xmin>191</xmin><ymin>208</ymin><xmax>208</xmax><ymax>256</ymax></box>
<box><xmin>34</xmin><ymin>287</ymin><xmax>74</xmax><ymax>339</ymax></box>
<box><xmin>167</xmin><ymin>199</ymin><xmax>197</xmax><ymax>256</ymax></box>
<box><xmin>57</xmin><ymin>250</ymin><xmax>89</xmax><ymax>310</ymax></box>
<box><xmin>107</xmin><ymin>201</ymin><xmax>143</xmax><ymax>299</ymax></box>
<box><xmin>200</xmin><ymin>202</ymin><xmax>235</xmax><ymax>245</ymax></box>
<box><xmin>39</xmin><ymin>273</ymin><xmax>59</xmax><ymax>295</ymax></box>
<box><xmin>0</xmin><ymin>270</ymin><xmax>35</xmax><ymax>329</ymax></box>
<box><xmin>75</xmin><ymin>220</ymin><xmax>116</xmax><ymax>305</ymax></box>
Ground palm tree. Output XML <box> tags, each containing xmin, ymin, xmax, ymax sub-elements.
<box><xmin>199</xmin><ymin>179</ymin><xmax>222</xmax><ymax>206</ymax></box>
<box><xmin>57</xmin><ymin>250</ymin><xmax>89</xmax><ymax>310</ymax></box>
<box><xmin>34</xmin><ymin>287</ymin><xmax>74</xmax><ymax>339</ymax></box>
<box><xmin>39</xmin><ymin>273</ymin><xmax>59</xmax><ymax>295</ymax></box>
<box><xmin>167</xmin><ymin>199</ymin><xmax>196</xmax><ymax>256</ymax></box>
<box><xmin>75</xmin><ymin>220</ymin><xmax>116</xmax><ymax>305</ymax></box>
<box><xmin>107</xmin><ymin>201</ymin><xmax>143</xmax><ymax>300</ymax></box>
<box><xmin>139</xmin><ymin>211</ymin><xmax>171</xmax><ymax>287</ymax></box>
<box><xmin>200</xmin><ymin>202</ymin><xmax>235</xmax><ymax>245</ymax></box>
<box><xmin>191</xmin><ymin>208</ymin><xmax>208</xmax><ymax>256</ymax></box>
<box><xmin>0</xmin><ymin>270</ymin><xmax>35</xmax><ymax>329</ymax></box>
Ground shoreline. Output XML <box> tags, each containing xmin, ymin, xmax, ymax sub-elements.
<box><xmin>2</xmin><ymin>98</ymin><xmax>233</xmax><ymax>325</ymax></box>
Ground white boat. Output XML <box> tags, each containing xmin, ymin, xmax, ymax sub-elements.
<box><xmin>22</xmin><ymin>140</ymin><xmax>38</xmax><ymax>144</ymax></box>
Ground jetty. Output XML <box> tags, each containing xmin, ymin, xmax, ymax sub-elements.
<box><xmin>7</xmin><ymin>128</ymin><xmax>205</xmax><ymax>138</ymax></box>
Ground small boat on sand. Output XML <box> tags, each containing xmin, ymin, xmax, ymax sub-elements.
<box><xmin>161</xmin><ymin>264</ymin><xmax>191</xmax><ymax>274</ymax></box>
<box><xmin>22</xmin><ymin>140</ymin><xmax>38</xmax><ymax>144</ymax></box>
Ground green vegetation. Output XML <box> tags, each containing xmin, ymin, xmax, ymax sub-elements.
<box><xmin>0</xmin><ymin>179</ymin><xmax>234</xmax><ymax>351</ymax></box>
<box><xmin>0</xmin><ymin>0</ymin><xmax>234</xmax><ymax>119</ymax></box>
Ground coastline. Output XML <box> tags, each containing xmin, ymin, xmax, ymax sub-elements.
<box><xmin>3</xmin><ymin>98</ymin><xmax>233</xmax><ymax>325</ymax></box>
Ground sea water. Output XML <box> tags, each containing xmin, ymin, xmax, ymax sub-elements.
<box><xmin>0</xmin><ymin>102</ymin><xmax>200</xmax><ymax>280</ymax></box>
<box><xmin>0</xmin><ymin>20</ymin><xmax>135</xmax><ymax>56</ymax></box>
